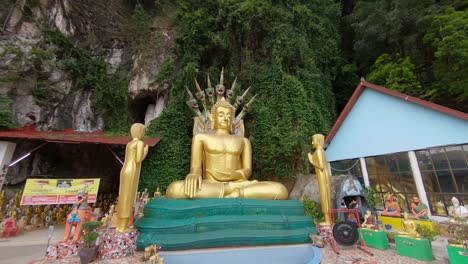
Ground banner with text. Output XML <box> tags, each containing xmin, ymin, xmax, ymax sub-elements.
<box><xmin>21</xmin><ymin>178</ymin><xmax>100</xmax><ymax>205</ymax></box>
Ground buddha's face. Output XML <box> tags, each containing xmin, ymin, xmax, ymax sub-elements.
<box><xmin>214</xmin><ymin>106</ymin><xmax>233</xmax><ymax>130</ymax></box>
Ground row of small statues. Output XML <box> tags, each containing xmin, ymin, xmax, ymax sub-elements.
<box><xmin>0</xmin><ymin>191</ymin><xmax>118</xmax><ymax>230</ymax></box>
<box><xmin>362</xmin><ymin>209</ymin><xmax>422</xmax><ymax>239</ymax></box>
<box><xmin>381</xmin><ymin>192</ymin><xmax>468</xmax><ymax>218</ymax></box>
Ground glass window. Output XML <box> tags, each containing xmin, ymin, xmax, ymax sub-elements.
<box><xmin>396</xmin><ymin>152</ymin><xmax>411</xmax><ymax>172</ymax></box>
<box><xmin>430</xmin><ymin>148</ymin><xmax>449</xmax><ymax>170</ymax></box>
<box><xmin>400</xmin><ymin>172</ymin><xmax>416</xmax><ymax>193</ymax></box>
<box><xmin>436</xmin><ymin>170</ymin><xmax>456</xmax><ymax>192</ymax></box>
<box><xmin>453</xmin><ymin>170</ymin><xmax>468</xmax><ymax>193</ymax></box>
<box><xmin>416</xmin><ymin>150</ymin><xmax>434</xmax><ymax>171</ymax></box>
<box><xmin>422</xmin><ymin>171</ymin><xmax>440</xmax><ymax>192</ymax></box>
<box><xmin>446</xmin><ymin>146</ymin><xmax>467</xmax><ymax>169</ymax></box>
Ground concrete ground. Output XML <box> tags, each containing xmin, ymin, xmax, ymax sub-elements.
<box><xmin>0</xmin><ymin>226</ymin><xmax>451</xmax><ymax>264</ymax></box>
<box><xmin>0</xmin><ymin>225</ymin><xmax>64</xmax><ymax>264</ymax></box>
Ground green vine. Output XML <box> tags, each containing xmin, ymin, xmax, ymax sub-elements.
<box><xmin>365</xmin><ymin>186</ymin><xmax>376</xmax><ymax>210</ymax></box>
<box><xmin>302</xmin><ymin>196</ymin><xmax>324</xmax><ymax>223</ymax></box>
<box><xmin>43</xmin><ymin>29</ymin><xmax>131</xmax><ymax>134</ymax></box>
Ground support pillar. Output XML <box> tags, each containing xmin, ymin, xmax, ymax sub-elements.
<box><xmin>0</xmin><ymin>141</ymin><xmax>16</xmax><ymax>191</ymax></box>
<box><xmin>360</xmin><ymin>157</ymin><xmax>370</xmax><ymax>187</ymax></box>
<box><xmin>408</xmin><ymin>150</ymin><xmax>431</xmax><ymax>216</ymax></box>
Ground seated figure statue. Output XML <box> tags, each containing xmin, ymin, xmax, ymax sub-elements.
<box><xmin>166</xmin><ymin>100</ymin><xmax>288</xmax><ymax>199</ymax></box>
<box><xmin>448</xmin><ymin>196</ymin><xmax>468</xmax><ymax>218</ymax></box>
<box><xmin>362</xmin><ymin>209</ymin><xmax>377</xmax><ymax>229</ymax></box>
<box><xmin>398</xmin><ymin>212</ymin><xmax>421</xmax><ymax>238</ymax></box>
<box><xmin>381</xmin><ymin>192</ymin><xmax>401</xmax><ymax>217</ymax></box>
<box><xmin>410</xmin><ymin>196</ymin><xmax>429</xmax><ymax>219</ymax></box>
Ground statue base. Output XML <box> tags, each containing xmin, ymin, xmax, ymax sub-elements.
<box><xmin>135</xmin><ymin>198</ymin><xmax>317</xmax><ymax>250</ymax></box>
<box><xmin>46</xmin><ymin>241</ymin><xmax>81</xmax><ymax>260</ymax></box>
<box><xmin>358</xmin><ymin>228</ymin><xmax>389</xmax><ymax>250</ymax></box>
<box><xmin>98</xmin><ymin>228</ymin><xmax>138</xmax><ymax>259</ymax></box>
<box><xmin>395</xmin><ymin>235</ymin><xmax>434</xmax><ymax>261</ymax></box>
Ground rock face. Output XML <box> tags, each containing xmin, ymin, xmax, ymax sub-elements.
<box><xmin>0</xmin><ymin>0</ymin><xmax>175</xmax><ymax>191</ymax></box>
<box><xmin>290</xmin><ymin>174</ymin><xmax>351</xmax><ymax>206</ymax></box>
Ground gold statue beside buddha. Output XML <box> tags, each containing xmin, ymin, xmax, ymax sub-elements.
<box><xmin>116</xmin><ymin>123</ymin><xmax>149</xmax><ymax>232</ymax></box>
<box><xmin>166</xmin><ymin>70</ymin><xmax>288</xmax><ymax>200</ymax></box>
<box><xmin>308</xmin><ymin>134</ymin><xmax>332</xmax><ymax>226</ymax></box>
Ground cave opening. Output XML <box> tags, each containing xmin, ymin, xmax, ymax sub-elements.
<box><xmin>129</xmin><ymin>93</ymin><xmax>167</xmax><ymax>126</ymax></box>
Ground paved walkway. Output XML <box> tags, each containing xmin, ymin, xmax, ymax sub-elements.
<box><xmin>0</xmin><ymin>226</ymin><xmax>451</xmax><ymax>264</ymax></box>
<box><xmin>0</xmin><ymin>225</ymin><xmax>64</xmax><ymax>264</ymax></box>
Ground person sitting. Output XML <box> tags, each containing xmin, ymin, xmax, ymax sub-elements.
<box><xmin>381</xmin><ymin>192</ymin><xmax>401</xmax><ymax>217</ymax></box>
<box><xmin>410</xmin><ymin>196</ymin><xmax>429</xmax><ymax>219</ymax></box>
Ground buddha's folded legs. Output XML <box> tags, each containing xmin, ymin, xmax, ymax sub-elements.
<box><xmin>166</xmin><ymin>180</ymin><xmax>225</xmax><ymax>198</ymax></box>
<box><xmin>226</xmin><ymin>181</ymin><xmax>288</xmax><ymax>200</ymax></box>
<box><xmin>166</xmin><ymin>180</ymin><xmax>288</xmax><ymax>200</ymax></box>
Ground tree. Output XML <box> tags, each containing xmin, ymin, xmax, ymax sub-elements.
<box><xmin>367</xmin><ymin>54</ymin><xmax>431</xmax><ymax>98</ymax></box>
<box><xmin>423</xmin><ymin>7</ymin><xmax>468</xmax><ymax>110</ymax></box>
<box><xmin>349</xmin><ymin>0</ymin><xmax>434</xmax><ymax>73</ymax></box>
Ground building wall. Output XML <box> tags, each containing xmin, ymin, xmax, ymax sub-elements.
<box><xmin>326</xmin><ymin>89</ymin><xmax>468</xmax><ymax>162</ymax></box>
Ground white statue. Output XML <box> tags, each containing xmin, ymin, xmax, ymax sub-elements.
<box><xmin>448</xmin><ymin>197</ymin><xmax>468</xmax><ymax>218</ymax></box>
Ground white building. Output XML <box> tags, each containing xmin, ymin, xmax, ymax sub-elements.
<box><xmin>325</xmin><ymin>81</ymin><xmax>468</xmax><ymax>216</ymax></box>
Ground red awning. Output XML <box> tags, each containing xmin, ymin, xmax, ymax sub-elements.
<box><xmin>0</xmin><ymin>126</ymin><xmax>160</xmax><ymax>146</ymax></box>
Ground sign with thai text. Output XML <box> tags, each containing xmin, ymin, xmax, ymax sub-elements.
<box><xmin>21</xmin><ymin>178</ymin><xmax>100</xmax><ymax>205</ymax></box>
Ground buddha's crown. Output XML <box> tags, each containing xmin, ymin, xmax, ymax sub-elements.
<box><xmin>186</xmin><ymin>68</ymin><xmax>256</xmax><ymax>136</ymax></box>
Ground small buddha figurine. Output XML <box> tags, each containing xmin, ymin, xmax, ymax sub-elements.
<box><xmin>448</xmin><ymin>196</ymin><xmax>468</xmax><ymax>218</ymax></box>
<box><xmin>308</xmin><ymin>134</ymin><xmax>332</xmax><ymax>226</ymax></box>
<box><xmin>410</xmin><ymin>197</ymin><xmax>429</xmax><ymax>219</ymax></box>
<box><xmin>102</xmin><ymin>204</ymin><xmax>115</xmax><ymax>227</ymax></box>
<box><xmin>24</xmin><ymin>207</ymin><xmax>33</xmax><ymax>226</ymax></box>
<box><xmin>381</xmin><ymin>192</ymin><xmax>401</xmax><ymax>217</ymax></box>
<box><xmin>435</xmin><ymin>200</ymin><xmax>446</xmax><ymax>215</ymax></box>
<box><xmin>116</xmin><ymin>123</ymin><xmax>149</xmax><ymax>232</ymax></box>
<box><xmin>166</xmin><ymin>100</ymin><xmax>288</xmax><ymax>200</ymax></box>
<box><xmin>0</xmin><ymin>190</ymin><xmax>7</xmax><ymax>210</ymax></box>
<box><xmin>362</xmin><ymin>210</ymin><xmax>377</xmax><ymax>229</ymax></box>
<box><xmin>9</xmin><ymin>206</ymin><xmax>18</xmax><ymax>221</ymax></box>
<box><xmin>154</xmin><ymin>187</ymin><xmax>161</xmax><ymax>198</ymax></box>
<box><xmin>398</xmin><ymin>212</ymin><xmax>421</xmax><ymax>238</ymax></box>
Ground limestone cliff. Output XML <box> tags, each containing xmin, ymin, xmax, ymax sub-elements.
<box><xmin>0</xmin><ymin>0</ymin><xmax>175</xmax><ymax>192</ymax></box>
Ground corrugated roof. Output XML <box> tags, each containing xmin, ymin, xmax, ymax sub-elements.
<box><xmin>0</xmin><ymin>126</ymin><xmax>160</xmax><ymax>146</ymax></box>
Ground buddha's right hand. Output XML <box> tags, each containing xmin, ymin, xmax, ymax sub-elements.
<box><xmin>184</xmin><ymin>173</ymin><xmax>202</xmax><ymax>198</ymax></box>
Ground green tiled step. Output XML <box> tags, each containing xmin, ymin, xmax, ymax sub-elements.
<box><xmin>137</xmin><ymin>227</ymin><xmax>316</xmax><ymax>250</ymax></box>
<box><xmin>135</xmin><ymin>214</ymin><xmax>314</xmax><ymax>234</ymax></box>
<box><xmin>144</xmin><ymin>198</ymin><xmax>307</xmax><ymax>219</ymax></box>
<box><xmin>136</xmin><ymin>198</ymin><xmax>316</xmax><ymax>250</ymax></box>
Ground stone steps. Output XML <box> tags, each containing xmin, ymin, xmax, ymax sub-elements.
<box><xmin>135</xmin><ymin>198</ymin><xmax>316</xmax><ymax>251</ymax></box>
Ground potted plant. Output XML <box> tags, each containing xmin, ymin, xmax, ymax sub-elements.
<box><xmin>447</xmin><ymin>217</ymin><xmax>468</xmax><ymax>264</ymax></box>
<box><xmin>78</xmin><ymin>221</ymin><xmax>103</xmax><ymax>264</ymax></box>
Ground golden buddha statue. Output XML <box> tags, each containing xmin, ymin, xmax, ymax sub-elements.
<box><xmin>398</xmin><ymin>212</ymin><xmax>421</xmax><ymax>238</ymax></box>
<box><xmin>116</xmin><ymin>123</ymin><xmax>149</xmax><ymax>232</ymax></box>
<box><xmin>166</xmin><ymin>100</ymin><xmax>288</xmax><ymax>199</ymax></box>
<box><xmin>308</xmin><ymin>134</ymin><xmax>332</xmax><ymax>226</ymax></box>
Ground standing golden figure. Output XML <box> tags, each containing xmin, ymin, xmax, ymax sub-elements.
<box><xmin>308</xmin><ymin>134</ymin><xmax>332</xmax><ymax>226</ymax></box>
<box><xmin>116</xmin><ymin>123</ymin><xmax>149</xmax><ymax>232</ymax></box>
<box><xmin>166</xmin><ymin>70</ymin><xmax>288</xmax><ymax>200</ymax></box>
